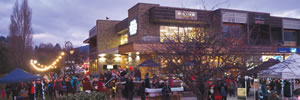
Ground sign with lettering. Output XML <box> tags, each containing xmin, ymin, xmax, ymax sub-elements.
<box><xmin>129</xmin><ymin>19</ymin><xmax>137</xmax><ymax>36</ymax></box>
<box><xmin>283</xmin><ymin>19</ymin><xmax>300</xmax><ymax>29</ymax></box>
<box><xmin>255</xmin><ymin>15</ymin><xmax>265</xmax><ymax>24</ymax></box>
<box><xmin>222</xmin><ymin>11</ymin><xmax>248</xmax><ymax>23</ymax></box>
<box><xmin>175</xmin><ymin>10</ymin><xmax>197</xmax><ymax>20</ymax></box>
<box><xmin>277</xmin><ymin>48</ymin><xmax>299</xmax><ymax>53</ymax></box>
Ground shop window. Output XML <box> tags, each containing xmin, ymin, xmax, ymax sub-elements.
<box><xmin>284</xmin><ymin>30</ymin><xmax>297</xmax><ymax>41</ymax></box>
<box><xmin>160</xmin><ymin>26</ymin><xmax>200</xmax><ymax>42</ymax></box>
<box><xmin>222</xmin><ymin>24</ymin><xmax>243</xmax><ymax>37</ymax></box>
<box><xmin>120</xmin><ymin>34</ymin><xmax>128</xmax><ymax>45</ymax></box>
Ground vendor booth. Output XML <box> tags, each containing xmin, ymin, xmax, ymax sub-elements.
<box><xmin>258</xmin><ymin>54</ymin><xmax>300</xmax><ymax>99</ymax></box>
<box><xmin>0</xmin><ymin>68</ymin><xmax>40</xmax><ymax>83</ymax></box>
<box><xmin>258</xmin><ymin>54</ymin><xmax>300</xmax><ymax>79</ymax></box>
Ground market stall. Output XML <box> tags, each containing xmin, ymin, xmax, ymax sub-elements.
<box><xmin>0</xmin><ymin>68</ymin><xmax>40</xmax><ymax>83</ymax></box>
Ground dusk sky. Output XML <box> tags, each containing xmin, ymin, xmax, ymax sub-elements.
<box><xmin>0</xmin><ymin>0</ymin><xmax>300</xmax><ymax>47</ymax></box>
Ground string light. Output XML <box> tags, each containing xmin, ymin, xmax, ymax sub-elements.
<box><xmin>30</xmin><ymin>52</ymin><xmax>65</xmax><ymax>71</ymax></box>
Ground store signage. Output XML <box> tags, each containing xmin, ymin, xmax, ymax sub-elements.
<box><xmin>222</xmin><ymin>11</ymin><xmax>248</xmax><ymax>23</ymax></box>
<box><xmin>107</xmin><ymin>65</ymin><xmax>113</xmax><ymax>69</ymax></box>
<box><xmin>277</xmin><ymin>48</ymin><xmax>299</xmax><ymax>53</ymax></box>
<box><xmin>261</xmin><ymin>56</ymin><xmax>283</xmax><ymax>62</ymax></box>
<box><xmin>255</xmin><ymin>15</ymin><xmax>265</xmax><ymax>24</ymax></box>
<box><xmin>129</xmin><ymin>19</ymin><xmax>137</xmax><ymax>36</ymax></box>
<box><xmin>175</xmin><ymin>10</ymin><xmax>197</xmax><ymax>20</ymax></box>
<box><xmin>283</xmin><ymin>19</ymin><xmax>300</xmax><ymax>29</ymax></box>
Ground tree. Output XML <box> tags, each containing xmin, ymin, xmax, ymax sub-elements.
<box><xmin>150</xmin><ymin>5</ymin><xmax>264</xmax><ymax>100</ymax></box>
<box><xmin>0</xmin><ymin>37</ymin><xmax>11</xmax><ymax>73</ymax></box>
<box><xmin>8</xmin><ymin>0</ymin><xmax>33</xmax><ymax>71</ymax></box>
<box><xmin>33</xmin><ymin>43</ymin><xmax>62</xmax><ymax>73</ymax></box>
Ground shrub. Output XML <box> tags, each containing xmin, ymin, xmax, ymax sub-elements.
<box><xmin>57</xmin><ymin>91</ymin><xmax>108</xmax><ymax>100</ymax></box>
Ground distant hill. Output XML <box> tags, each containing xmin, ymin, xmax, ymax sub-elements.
<box><xmin>76</xmin><ymin>45</ymin><xmax>89</xmax><ymax>53</ymax></box>
<box><xmin>0</xmin><ymin>36</ymin><xmax>8</xmax><ymax>43</ymax></box>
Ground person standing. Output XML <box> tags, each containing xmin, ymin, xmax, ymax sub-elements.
<box><xmin>144</xmin><ymin>73</ymin><xmax>150</xmax><ymax>88</ymax></box>
<box><xmin>168</xmin><ymin>76</ymin><xmax>174</xmax><ymax>87</ymax></box>
<box><xmin>228</xmin><ymin>79</ymin><xmax>235</xmax><ymax>97</ymax></box>
<box><xmin>54</xmin><ymin>79</ymin><xmax>62</xmax><ymax>98</ymax></box>
<box><xmin>220</xmin><ymin>83</ymin><xmax>227</xmax><ymax>100</ymax></box>
<box><xmin>261</xmin><ymin>80</ymin><xmax>268</xmax><ymax>100</ymax></box>
<box><xmin>134</xmin><ymin>69</ymin><xmax>141</xmax><ymax>81</ymax></box>
<box><xmin>283</xmin><ymin>80</ymin><xmax>291</xmax><ymax>97</ymax></box>
<box><xmin>5</xmin><ymin>84</ymin><xmax>11</xmax><ymax>99</ymax></box>
<box><xmin>97</xmin><ymin>78</ymin><xmax>104</xmax><ymax>92</ymax></box>
<box><xmin>161</xmin><ymin>82</ymin><xmax>171</xmax><ymax>100</ymax></box>
<box><xmin>126</xmin><ymin>78</ymin><xmax>135</xmax><ymax>100</ymax></box>
<box><xmin>47</xmin><ymin>80</ymin><xmax>54</xmax><ymax>100</ymax></box>
<box><xmin>28</xmin><ymin>82</ymin><xmax>35</xmax><ymax>100</ymax></box>
<box><xmin>138</xmin><ymin>82</ymin><xmax>146</xmax><ymax>100</ymax></box>
<box><xmin>83</xmin><ymin>77</ymin><xmax>93</xmax><ymax>93</ymax></box>
<box><xmin>275</xmin><ymin>80</ymin><xmax>282</xmax><ymax>96</ymax></box>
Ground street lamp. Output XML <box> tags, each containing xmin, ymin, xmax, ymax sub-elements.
<box><xmin>70</xmin><ymin>49</ymin><xmax>74</xmax><ymax>55</ymax></box>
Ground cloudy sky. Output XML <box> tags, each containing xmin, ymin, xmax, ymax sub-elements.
<box><xmin>0</xmin><ymin>0</ymin><xmax>300</xmax><ymax>47</ymax></box>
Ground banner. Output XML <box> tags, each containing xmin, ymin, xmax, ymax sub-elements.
<box><xmin>237</xmin><ymin>88</ymin><xmax>247</xmax><ymax>99</ymax></box>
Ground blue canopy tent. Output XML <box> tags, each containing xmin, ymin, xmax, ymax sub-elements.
<box><xmin>137</xmin><ymin>59</ymin><xmax>160</xmax><ymax>76</ymax></box>
<box><xmin>137</xmin><ymin>59</ymin><xmax>160</xmax><ymax>67</ymax></box>
<box><xmin>0</xmin><ymin>68</ymin><xmax>40</xmax><ymax>83</ymax></box>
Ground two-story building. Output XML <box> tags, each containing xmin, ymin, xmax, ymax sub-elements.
<box><xmin>84</xmin><ymin>3</ymin><xmax>300</xmax><ymax>74</ymax></box>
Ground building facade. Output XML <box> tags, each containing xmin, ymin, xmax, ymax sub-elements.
<box><xmin>84</xmin><ymin>3</ymin><xmax>300</xmax><ymax>74</ymax></box>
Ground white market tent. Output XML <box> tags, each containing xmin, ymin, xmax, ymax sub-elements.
<box><xmin>258</xmin><ymin>53</ymin><xmax>300</xmax><ymax>79</ymax></box>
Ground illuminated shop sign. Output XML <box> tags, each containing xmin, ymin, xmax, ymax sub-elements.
<box><xmin>277</xmin><ymin>48</ymin><xmax>298</xmax><ymax>53</ymax></box>
<box><xmin>129</xmin><ymin>19</ymin><xmax>137</xmax><ymax>36</ymax></box>
<box><xmin>261</xmin><ymin>56</ymin><xmax>283</xmax><ymax>62</ymax></box>
<box><xmin>175</xmin><ymin>10</ymin><xmax>197</xmax><ymax>20</ymax></box>
<box><xmin>103</xmin><ymin>65</ymin><xmax>117</xmax><ymax>70</ymax></box>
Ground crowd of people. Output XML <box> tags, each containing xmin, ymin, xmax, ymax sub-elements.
<box><xmin>259</xmin><ymin>79</ymin><xmax>294</xmax><ymax>100</ymax></box>
<box><xmin>0</xmin><ymin>68</ymin><xmax>177</xmax><ymax>100</ymax></box>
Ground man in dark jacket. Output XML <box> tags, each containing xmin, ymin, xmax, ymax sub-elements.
<box><xmin>138</xmin><ymin>82</ymin><xmax>146</xmax><ymax>100</ymax></box>
<box><xmin>284</xmin><ymin>80</ymin><xmax>291</xmax><ymax>97</ymax></box>
<box><xmin>161</xmin><ymin>82</ymin><xmax>171</xmax><ymax>100</ymax></box>
<box><xmin>126</xmin><ymin>78</ymin><xmax>135</xmax><ymax>100</ymax></box>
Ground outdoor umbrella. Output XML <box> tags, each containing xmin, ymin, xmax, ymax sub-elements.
<box><xmin>0</xmin><ymin>68</ymin><xmax>40</xmax><ymax>83</ymax></box>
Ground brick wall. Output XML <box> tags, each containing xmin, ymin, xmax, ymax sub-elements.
<box><xmin>97</xmin><ymin>20</ymin><xmax>120</xmax><ymax>52</ymax></box>
<box><xmin>128</xmin><ymin>3</ymin><xmax>160</xmax><ymax>43</ymax></box>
